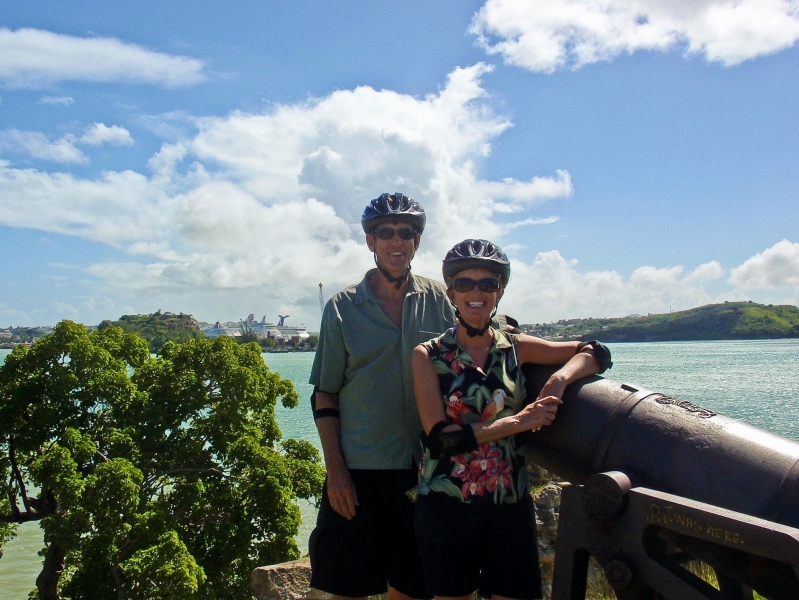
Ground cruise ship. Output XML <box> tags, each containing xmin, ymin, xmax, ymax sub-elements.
<box><xmin>202</xmin><ymin>314</ymin><xmax>310</xmax><ymax>344</ymax></box>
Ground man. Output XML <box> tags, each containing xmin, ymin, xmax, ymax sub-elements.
<box><xmin>308</xmin><ymin>193</ymin><xmax>456</xmax><ymax>600</ymax></box>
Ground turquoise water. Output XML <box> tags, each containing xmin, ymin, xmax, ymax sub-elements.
<box><xmin>2</xmin><ymin>340</ymin><xmax>798</xmax><ymax>598</ymax></box>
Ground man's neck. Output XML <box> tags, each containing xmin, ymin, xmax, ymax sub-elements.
<box><xmin>369</xmin><ymin>269</ymin><xmax>411</xmax><ymax>302</ymax></box>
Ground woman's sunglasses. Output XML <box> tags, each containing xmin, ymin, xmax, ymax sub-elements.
<box><xmin>373</xmin><ymin>227</ymin><xmax>418</xmax><ymax>241</ymax></box>
<box><xmin>451</xmin><ymin>278</ymin><xmax>501</xmax><ymax>293</ymax></box>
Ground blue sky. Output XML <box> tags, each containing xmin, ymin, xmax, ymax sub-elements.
<box><xmin>1</xmin><ymin>0</ymin><xmax>798</xmax><ymax>329</ymax></box>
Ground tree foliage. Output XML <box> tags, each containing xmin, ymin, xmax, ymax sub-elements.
<box><xmin>0</xmin><ymin>321</ymin><xmax>324</xmax><ymax>600</ymax></box>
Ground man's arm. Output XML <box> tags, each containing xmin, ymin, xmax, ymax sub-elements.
<box><xmin>314</xmin><ymin>390</ymin><xmax>359</xmax><ymax>519</ymax></box>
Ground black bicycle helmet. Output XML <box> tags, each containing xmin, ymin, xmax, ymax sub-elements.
<box><xmin>361</xmin><ymin>193</ymin><xmax>426</xmax><ymax>234</ymax></box>
<box><xmin>443</xmin><ymin>239</ymin><xmax>511</xmax><ymax>286</ymax></box>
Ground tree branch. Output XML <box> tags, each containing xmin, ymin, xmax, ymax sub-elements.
<box><xmin>160</xmin><ymin>467</ymin><xmax>231</xmax><ymax>478</ymax></box>
<box><xmin>9</xmin><ymin>436</ymin><xmax>31</xmax><ymax>513</ymax></box>
<box><xmin>0</xmin><ymin>510</ymin><xmax>43</xmax><ymax>524</ymax></box>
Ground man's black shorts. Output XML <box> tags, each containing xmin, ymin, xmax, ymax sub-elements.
<box><xmin>415</xmin><ymin>493</ymin><xmax>542</xmax><ymax>599</ymax></box>
<box><xmin>309</xmin><ymin>466</ymin><xmax>426</xmax><ymax>598</ymax></box>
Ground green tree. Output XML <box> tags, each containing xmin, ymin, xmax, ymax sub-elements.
<box><xmin>237</xmin><ymin>322</ymin><xmax>260</xmax><ymax>344</ymax></box>
<box><xmin>258</xmin><ymin>337</ymin><xmax>278</xmax><ymax>351</ymax></box>
<box><xmin>0</xmin><ymin>321</ymin><xmax>324</xmax><ymax>600</ymax></box>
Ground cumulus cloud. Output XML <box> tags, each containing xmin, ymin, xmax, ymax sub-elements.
<box><xmin>38</xmin><ymin>95</ymin><xmax>74</xmax><ymax>106</ymax></box>
<box><xmin>730</xmin><ymin>240</ymin><xmax>799</xmax><ymax>289</ymax></box>
<box><xmin>0</xmin><ymin>161</ymin><xmax>174</xmax><ymax>244</ymax></box>
<box><xmin>80</xmin><ymin>123</ymin><xmax>134</xmax><ymax>146</ymax></box>
<box><xmin>500</xmin><ymin>251</ymin><xmax>722</xmax><ymax>322</ymax></box>
<box><xmin>470</xmin><ymin>0</ymin><xmax>799</xmax><ymax>73</ymax></box>
<box><xmin>0</xmin><ymin>130</ymin><xmax>86</xmax><ymax>163</ymax></box>
<box><xmin>684</xmin><ymin>260</ymin><xmax>725</xmax><ymax>283</ymax></box>
<box><xmin>17</xmin><ymin>62</ymin><xmax>777</xmax><ymax>325</ymax></box>
<box><xmin>0</xmin><ymin>27</ymin><xmax>206</xmax><ymax>89</ymax></box>
<box><xmin>0</xmin><ymin>64</ymin><xmax>579</xmax><ymax>322</ymax></box>
<box><xmin>0</xmin><ymin>123</ymin><xmax>134</xmax><ymax>163</ymax></box>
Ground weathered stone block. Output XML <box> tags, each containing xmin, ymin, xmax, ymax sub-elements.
<box><xmin>251</xmin><ymin>558</ymin><xmax>328</xmax><ymax>600</ymax></box>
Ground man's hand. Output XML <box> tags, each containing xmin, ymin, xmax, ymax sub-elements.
<box><xmin>537</xmin><ymin>375</ymin><xmax>567</xmax><ymax>405</ymax></box>
<box><xmin>313</xmin><ymin>389</ymin><xmax>359</xmax><ymax>518</ymax></box>
<box><xmin>326</xmin><ymin>461</ymin><xmax>359</xmax><ymax>519</ymax></box>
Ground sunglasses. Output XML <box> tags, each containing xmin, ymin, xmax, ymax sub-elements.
<box><xmin>373</xmin><ymin>227</ymin><xmax>418</xmax><ymax>241</ymax></box>
<box><xmin>451</xmin><ymin>278</ymin><xmax>501</xmax><ymax>293</ymax></box>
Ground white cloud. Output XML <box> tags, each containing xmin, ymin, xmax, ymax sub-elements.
<box><xmin>0</xmin><ymin>161</ymin><xmax>174</xmax><ymax>244</ymax></box>
<box><xmin>470</xmin><ymin>0</ymin><xmax>799</xmax><ymax>73</ymax></box>
<box><xmin>505</xmin><ymin>216</ymin><xmax>560</xmax><ymax>230</ymax></box>
<box><xmin>0</xmin><ymin>64</ymin><xmax>579</xmax><ymax>323</ymax></box>
<box><xmin>500</xmin><ymin>251</ymin><xmax>722</xmax><ymax>322</ymax></box>
<box><xmin>80</xmin><ymin>123</ymin><xmax>134</xmax><ymax>146</ymax></box>
<box><xmin>0</xmin><ymin>27</ymin><xmax>206</xmax><ymax>89</ymax></box>
<box><xmin>0</xmin><ymin>123</ymin><xmax>134</xmax><ymax>163</ymax></box>
<box><xmin>684</xmin><ymin>260</ymin><xmax>725</xmax><ymax>283</ymax></box>
<box><xmin>730</xmin><ymin>240</ymin><xmax>799</xmax><ymax>289</ymax></box>
<box><xmin>8</xmin><ymin>63</ymin><xmax>782</xmax><ymax>326</ymax></box>
<box><xmin>38</xmin><ymin>95</ymin><xmax>74</xmax><ymax>106</ymax></box>
<box><xmin>0</xmin><ymin>130</ymin><xmax>86</xmax><ymax>163</ymax></box>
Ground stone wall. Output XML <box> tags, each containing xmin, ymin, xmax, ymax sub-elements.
<box><xmin>252</xmin><ymin>470</ymin><xmax>613</xmax><ymax>600</ymax></box>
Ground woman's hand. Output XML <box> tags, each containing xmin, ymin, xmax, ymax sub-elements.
<box><xmin>516</xmin><ymin>395</ymin><xmax>563</xmax><ymax>431</ymax></box>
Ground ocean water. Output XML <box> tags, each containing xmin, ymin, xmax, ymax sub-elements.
<box><xmin>1</xmin><ymin>340</ymin><xmax>798</xmax><ymax>598</ymax></box>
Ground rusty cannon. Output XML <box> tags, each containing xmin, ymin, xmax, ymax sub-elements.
<box><xmin>520</xmin><ymin>365</ymin><xmax>799</xmax><ymax>600</ymax></box>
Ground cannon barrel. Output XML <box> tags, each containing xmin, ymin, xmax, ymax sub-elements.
<box><xmin>521</xmin><ymin>365</ymin><xmax>799</xmax><ymax>529</ymax></box>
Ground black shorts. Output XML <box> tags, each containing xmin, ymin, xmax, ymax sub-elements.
<box><xmin>309</xmin><ymin>466</ymin><xmax>427</xmax><ymax>598</ymax></box>
<box><xmin>415</xmin><ymin>493</ymin><xmax>542</xmax><ymax>599</ymax></box>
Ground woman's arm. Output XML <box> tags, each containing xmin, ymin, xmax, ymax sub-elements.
<box><xmin>516</xmin><ymin>334</ymin><xmax>582</xmax><ymax>365</ymax></box>
<box><xmin>411</xmin><ymin>344</ymin><xmax>448</xmax><ymax>434</ymax></box>
<box><xmin>521</xmin><ymin>337</ymin><xmax>605</xmax><ymax>404</ymax></box>
<box><xmin>411</xmin><ymin>344</ymin><xmax>562</xmax><ymax>447</ymax></box>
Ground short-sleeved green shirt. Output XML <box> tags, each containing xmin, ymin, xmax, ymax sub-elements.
<box><xmin>310</xmin><ymin>269</ymin><xmax>456</xmax><ymax>469</ymax></box>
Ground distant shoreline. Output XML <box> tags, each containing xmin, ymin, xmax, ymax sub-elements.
<box><xmin>519</xmin><ymin>301</ymin><xmax>799</xmax><ymax>343</ymax></box>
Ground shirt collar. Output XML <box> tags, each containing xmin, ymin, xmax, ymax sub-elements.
<box><xmin>354</xmin><ymin>269</ymin><xmax>420</xmax><ymax>304</ymax></box>
<box><xmin>443</xmin><ymin>326</ymin><xmax>510</xmax><ymax>368</ymax></box>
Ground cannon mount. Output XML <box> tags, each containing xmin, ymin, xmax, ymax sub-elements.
<box><xmin>552</xmin><ymin>471</ymin><xmax>799</xmax><ymax>600</ymax></box>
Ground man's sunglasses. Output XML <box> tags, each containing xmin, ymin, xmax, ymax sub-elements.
<box><xmin>451</xmin><ymin>278</ymin><xmax>501</xmax><ymax>293</ymax></box>
<box><xmin>372</xmin><ymin>227</ymin><xmax>418</xmax><ymax>241</ymax></box>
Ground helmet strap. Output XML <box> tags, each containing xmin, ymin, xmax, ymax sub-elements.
<box><xmin>374</xmin><ymin>253</ymin><xmax>411</xmax><ymax>290</ymax></box>
<box><xmin>454</xmin><ymin>306</ymin><xmax>497</xmax><ymax>338</ymax></box>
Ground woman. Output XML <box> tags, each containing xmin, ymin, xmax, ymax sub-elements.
<box><xmin>411</xmin><ymin>239</ymin><xmax>611</xmax><ymax>600</ymax></box>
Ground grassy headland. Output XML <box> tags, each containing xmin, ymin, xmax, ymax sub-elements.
<box><xmin>98</xmin><ymin>310</ymin><xmax>204</xmax><ymax>351</ymax></box>
<box><xmin>520</xmin><ymin>301</ymin><xmax>799</xmax><ymax>342</ymax></box>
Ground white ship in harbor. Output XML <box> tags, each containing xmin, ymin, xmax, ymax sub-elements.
<box><xmin>201</xmin><ymin>314</ymin><xmax>310</xmax><ymax>344</ymax></box>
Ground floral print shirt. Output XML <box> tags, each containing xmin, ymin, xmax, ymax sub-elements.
<box><xmin>417</xmin><ymin>326</ymin><xmax>528</xmax><ymax>504</ymax></box>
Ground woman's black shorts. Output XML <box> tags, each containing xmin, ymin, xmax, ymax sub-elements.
<box><xmin>415</xmin><ymin>492</ymin><xmax>542</xmax><ymax>599</ymax></box>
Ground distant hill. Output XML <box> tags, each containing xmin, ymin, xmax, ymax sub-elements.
<box><xmin>520</xmin><ymin>302</ymin><xmax>799</xmax><ymax>343</ymax></box>
<box><xmin>98</xmin><ymin>311</ymin><xmax>205</xmax><ymax>351</ymax></box>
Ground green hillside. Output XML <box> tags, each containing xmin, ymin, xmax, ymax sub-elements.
<box><xmin>520</xmin><ymin>302</ymin><xmax>799</xmax><ymax>342</ymax></box>
<box><xmin>98</xmin><ymin>310</ymin><xmax>205</xmax><ymax>351</ymax></box>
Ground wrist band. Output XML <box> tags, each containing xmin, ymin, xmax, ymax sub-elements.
<box><xmin>425</xmin><ymin>421</ymin><xmax>478</xmax><ymax>459</ymax></box>
<box><xmin>576</xmin><ymin>340</ymin><xmax>613</xmax><ymax>373</ymax></box>
<box><xmin>313</xmin><ymin>408</ymin><xmax>340</xmax><ymax>421</ymax></box>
